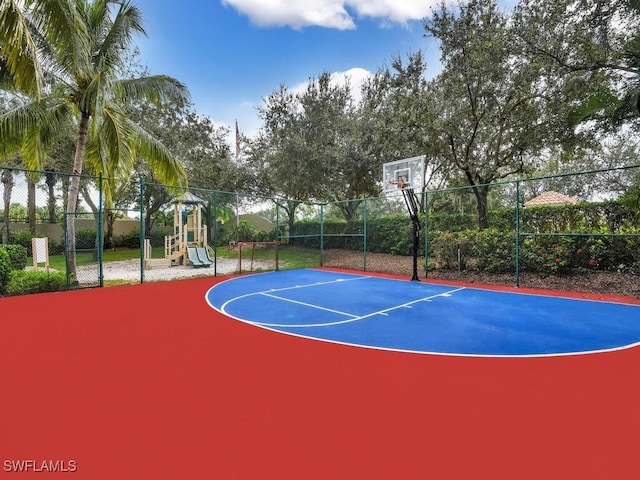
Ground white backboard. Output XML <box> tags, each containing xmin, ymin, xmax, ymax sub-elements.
<box><xmin>382</xmin><ymin>155</ymin><xmax>425</xmax><ymax>193</ymax></box>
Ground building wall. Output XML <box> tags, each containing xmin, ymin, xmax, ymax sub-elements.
<box><xmin>0</xmin><ymin>219</ymin><xmax>170</xmax><ymax>242</ymax></box>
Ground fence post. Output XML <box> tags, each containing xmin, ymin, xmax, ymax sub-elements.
<box><xmin>64</xmin><ymin>210</ymin><xmax>69</xmax><ymax>287</ymax></box>
<box><xmin>363</xmin><ymin>198</ymin><xmax>368</xmax><ymax>272</ymax></box>
<box><xmin>98</xmin><ymin>173</ymin><xmax>104</xmax><ymax>287</ymax></box>
<box><xmin>424</xmin><ymin>190</ymin><xmax>429</xmax><ymax>278</ymax></box>
<box><xmin>139</xmin><ymin>178</ymin><xmax>145</xmax><ymax>284</ymax></box>
<box><xmin>275</xmin><ymin>197</ymin><xmax>280</xmax><ymax>271</ymax></box>
<box><xmin>320</xmin><ymin>203</ymin><xmax>324</xmax><ymax>267</ymax></box>
<box><xmin>515</xmin><ymin>180</ymin><xmax>521</xmax><ymax>288</ymax></box>
<box><xmin>212</xmin><ymin>191</ymin><xmax>217</xmax><ymax>276</ymax></box>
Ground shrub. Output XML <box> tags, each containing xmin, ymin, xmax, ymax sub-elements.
<box><xmin>366</xmin><ymin>216</ymin><xmax>416</xmax><ymax>255</ymax></box>
<box><xmin>520</xmin><ymin>236</ymin><xmax>578</xmax><ymax>274</ymax></box>
<box><xmin>114</xmin><ymin>229</ymin><xmax>141</xmax><ymax>248</ymax></box>
<box><xmin>76</xmin><ymin>228</ymin><xmax>98</xmax><ymax>249</ymax></box>
<box><xmin>427</xmin><ymin>229</ymin><xmax>515</xmax><ymax>273</ymax></box>
<box><xmin>0</xmin><ymin>248</ymin><xmax>10</xmax><ymax>293</ymax></box>
<box><xmin>48</xmin><ymin>238</ymin><xmax>65</xmax><ymax>255</ymax></box>
<box><xmin>0</xmin><ymin>244</ymin><xmax>28</xmax><ymax>270</ymax></box>
<box><xmin>147</xmin><ymin>229</ymin><xmax>167</xmax><ymax>248</ymax></box>
<box><xmin>460</xmin><ymin>228</ymin><xmax>515</xmax><ymax>273</ymax></box>
<box><xmin>7</xmin><ymin>230</ymin><xmax>33</xmax><ymax>254</ymax></box>
<box><xmin>5</xmin><ymin>269</ymin><xmax>67</xmax><ymax>296</ymax></box>
<box><xmin>518</xmin><ymin>233</ymin><xmax>640</xmax><ymax>275</ymax></box>
<box><xmin>237</xmin><ymin>221</ymin><xmax>257</xmax><ymax>242</ymax></box>
<box><xmin>428</xmin><ymin>231</ymin><xmax>461</xmax><ymax>270</ymax></box>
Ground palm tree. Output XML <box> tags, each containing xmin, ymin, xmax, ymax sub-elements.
<box><xmin>0</xmin><ymin>0</ymin><xmax>82</xmax><ymax>97</ymax></box>
<box><xmin>0</xmin><ymin>0</ymin><xmax>189</xmax><ymax>282</ymax></box>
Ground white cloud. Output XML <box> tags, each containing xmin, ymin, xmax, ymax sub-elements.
<box><xmin>291</xmin><ymin>67</ymin><xmax>373</xmax><ymax>104</ymax></box>
<box><xmin>347</xmin><ymin>0</ymin><xmax>434</xmax><ymax>24</ymax></box>
<box><xmin>328</xmin><ymin>67</ymin><xmax>372</xmax><ymax>104</ymax></box>
<box><xmin>221</xmin><ymin>0</ymin><xmax>436</xmax><ymax>30</ymax></box>
<box><xmin>221</xmin><ymin>0</ymin><xmax>356</xmax><ymax>30</ymax></box>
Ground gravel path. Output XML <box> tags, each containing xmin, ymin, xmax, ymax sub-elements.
<box><xmin>74</xmin><ymin>248</ymin><xmax>638</xmax><ymax>299</ymax></box>
<box><xmin>322</xmin><ymin>249</ymin><xmax>640</xmax><ymax>299</ymax></box>
<box><xmin>78</xmin><ymin>257</ymin><xmax>274</xmax><ymax>282</ymax></box>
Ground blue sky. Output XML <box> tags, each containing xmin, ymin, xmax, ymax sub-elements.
<box><xmin>131</xmin><ymin>0</ymin><xmax>444</xmax><ymax>143</ymax></box>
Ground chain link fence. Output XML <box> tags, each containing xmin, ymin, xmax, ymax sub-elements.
<box><xmin>424</xmin><ymin>165</ymin><xmax>640</xmax><ymax>290</ymax></box>
<box><xmin>1</xmin><ymin>164</ymin><xmax>639</xmax><ymax>297</ymax></box>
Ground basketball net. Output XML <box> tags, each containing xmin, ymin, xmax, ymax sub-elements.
<box><xmin>390</xmin><ymin>179</ymin><xmax>410</xmax><ymax>190</ymax></box>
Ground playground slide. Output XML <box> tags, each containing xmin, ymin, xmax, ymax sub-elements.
<box><xmin>196</xmin><ymin>247</ymin><xmax>214</xmax><ymax>266</ymax></box>
<box><xmin>187</xmin><ymin>247</ymin><xmax>208</xmax><ymax>268</ymax></box>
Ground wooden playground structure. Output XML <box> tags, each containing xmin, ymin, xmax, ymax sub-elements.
<box><xmin>144</xmin><ymin>192</ymin><xmax>214</xmax><ymax>270</ymax></box>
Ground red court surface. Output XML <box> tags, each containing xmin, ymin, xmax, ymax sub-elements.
<box><xmin>1</xmin><ymin>274</ymin><xmax>640</xmax><ymax>479</ymax></box>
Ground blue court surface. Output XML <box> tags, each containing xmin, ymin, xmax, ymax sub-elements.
<box><xmin>206</xmin><ymin>269</ymin><xmax>640</xmax><ymax>357</ymax></box>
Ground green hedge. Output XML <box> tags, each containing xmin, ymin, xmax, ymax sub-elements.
<box><xmin>289</xmin><ymin>199</ymin><xmax>640</xmax><ymax>277</ymax></box>
<box><xmin>0</xmin><ymin>248</ymin><xmax>10</xmax><ymax>293</ymax></box>
<box><xmin>7</xmin><ymin>230</ymin><xmax>65</xmax><ymax>255</ymax></box>
<box><xmin>0</xmin><ymin>244</ymin><xmax>27</xmax><ymax>270</ymax></box>
<box><xmin>6</xmin><ymin>269</ymin><xmax>67</xmax><ymax>295</ymax></box>
<box><xmin>290</xmin><ymin>217</ymin><xmax>419</xmax><ymax>254</ymax></box>
<box><xmin>0</xmin><ymin>243</ymin><xmax>67</xmax><ymax>295</ymax></box>
<box><xmin>427</xmin><ymin>229</ymin><xmax>515</xmax><ymax>273</ymax></box>
<box><xmin>426</xmin><ymin>200</ymin><xmax>640</xmax><ymax>233</ymax></box>
<box><xmin>426</xmin><ymin>229</ymin><xmax>640</xmax><ymax>275</ymax></box>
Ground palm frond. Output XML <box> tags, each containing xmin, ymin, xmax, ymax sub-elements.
<box><xmin>0</xmin><ymin>0</ymin><xmax>44</xmax><ymax>95</ymax></box>
<box><xmin>84</xmin><ymin>104</ymin><xmax>136</xmax><ymax>206</ymax></box>
<box><xmin>95</xmin><ymin>0</ymin><xmax>145</xmax><ymax>75</ymax></box>
<box><xmin>127</xmin><ymin>120</ymin><xmax>188</xmax><ymax>187</ymax></box>
<box><xmin>97</xmin><ymin>106</ymin><xmax>134</xmax><ymax>176</ymax></box>
<box><xmin>81</xmin><ymin>69</ymin><xmax>106</xmax><ymax>118</ymax></box>
<box><xmin>115</xmin><ymin>75</ymin><xmax>190</xmax><ymax>107</ymax></box>
<box><xmin>32</xmin><ymin>0</ymin><xmax>90</xmax><ymax>77</ymax></box>
<box><xmin>0</xmin><ymin>98</ymin><xmax>73</xmax><ymax>170</ymax></box>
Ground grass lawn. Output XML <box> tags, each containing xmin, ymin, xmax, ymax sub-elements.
<box><xmin>44</xmin><ymin>248</ymin><xmax>144</xmax><ymax>271</ymax></box>
<box><xmin>216</xmin><ymin>244</ymin><xmax>321</xmax><ymax>270</ymax></box>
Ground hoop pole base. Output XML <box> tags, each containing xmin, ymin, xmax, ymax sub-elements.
<box><xmin>401</xmin><ymin>188</ymin><xmax>421</xmax><ymax>282</ymax></box>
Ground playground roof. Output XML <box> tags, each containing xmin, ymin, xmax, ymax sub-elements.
<box><xmin>172</xmin><ymin>191</ymin><xmax>206</xmax><ymax>205</ymax></box>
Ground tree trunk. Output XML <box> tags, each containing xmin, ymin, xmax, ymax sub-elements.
<box><xmin>66</xmin><ymin>112</ymin><xmax>91</xmax><ymax>284</ymax></box>
<box><xmin>61</xmin><ymin>175</ymin><xmax>70</xmax><ymax>213</ymax></box>
<box><xmin>45</xmin><ymin>170</ymin><xmax>58</xmax><ymax>223</ymax></box>
<box><xmin>472</xmin><ymin>184</ymin><xmax>490</xmax><ymax>230</ymax></box>
<box><xmin>81</xmin><ymin>186</ymin><xmax>100</xmax><ymax>261</ymax></box>
<box><xmin>105</xmin><ymin>210</ymin><xmax>116</xmax><ymax>249</ymax></box>
<box><xmin>337</xmin><ymin>199</ymin><xmax>362</xmax><ymax>222</ymax></box>
<box><xmin>1</xmin><ymin>169</ymin><xmax>14</xmax><ymax>244</ymax></box>
<box><xmin>27</xmin><ymin>177</ymin><xmax>36</xmax><ymax>235</ymax></box>
<box><xmin>286</xmin><ymin>199</ymin><xmax>300</xmax><ymax>239</ymax></box>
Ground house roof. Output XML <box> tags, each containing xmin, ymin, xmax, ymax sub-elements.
<box><xmin>524</xmin><ymin>191</ymin><xmax>578</xmax><ymax>207</ymax></box>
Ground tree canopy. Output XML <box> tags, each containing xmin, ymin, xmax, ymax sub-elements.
<box><xmin>1</xmin><ymin>0</ymin><xmax>638</xmax><ymax>240</ymax></box>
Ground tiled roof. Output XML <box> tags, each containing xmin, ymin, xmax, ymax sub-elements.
<box><xmin>524</xmin><ymin>191</ymin><xmax>577</xmax><ymax>207</ymax></box>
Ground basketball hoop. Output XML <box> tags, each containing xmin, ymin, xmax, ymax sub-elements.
<box><xmin>382</xmin><ymin>155</ymin><xmax>425</xmax><ymax>281</ymax></box>
<box><xmin>382</xmin><ymin>155</ymin><xmax>424</xmax><ymax>195</ymax></box>
<box><xmin>390</xmin><ymin>179</ymin><xmax>410</xmax><ymax>190</ymax></box>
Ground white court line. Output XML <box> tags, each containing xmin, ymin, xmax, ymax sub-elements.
<box><xmin>219</xmin><ymin>275</ymin><xmax>370</xmax><ymax>313</ymax></box>
<box><xmin>251</xmin><ymin>287</ymin><xmax>466</xmax><ymax>328</ymax></box>
<box><xmin>261</xmin><ymin>292</ymin><xmax>359</xmax><ymax>318</ymax></box>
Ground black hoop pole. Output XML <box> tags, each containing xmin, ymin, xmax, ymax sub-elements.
<box><xmin>400</xmin><ymin>187</ymin><xmax>421</xmax><ymax>281</ymax></box>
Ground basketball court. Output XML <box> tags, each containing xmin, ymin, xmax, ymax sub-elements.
<box><xmin>2</xmin><ymin>270</ymin><xmax>640</xmax><ymax>479</ymax></box>
<box><xmin>2</xmin><ymin>155</ymin><xmax>639</xmax><ymax>479</ymax></box>
<box><xmin>208</xmin><ymin>269</ymin><xmax>640</xmax><ymax>356</ymax></box>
